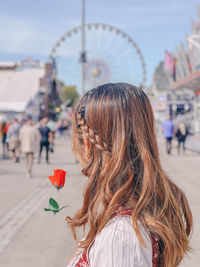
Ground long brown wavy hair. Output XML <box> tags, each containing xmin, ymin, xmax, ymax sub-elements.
<box><xmin>66</xmin><ymin>83</ymin><xmax>192</xmax><ymax>266</ymax></box>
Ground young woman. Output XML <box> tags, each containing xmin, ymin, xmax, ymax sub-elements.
<box><xmin>66</xmin><ymin>83</ymin><xmax>193</xmax><ymax>267</ymax></box>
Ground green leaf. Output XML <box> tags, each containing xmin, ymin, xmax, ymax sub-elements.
<box><xmin>44</xmin><ymin>205</ymin><xmax>68</xmax><ymax>214</ymax></box>
<box><xmin>44</xmin><ymin>208</ymin><xmax>52</xmax><ymax>212</ymax></box>
<box><xmin>44</xmin><ymin>207</ymin><xmax>58</xmax><ymax>214</ymax></box>
<box><xmin>49</xmin><ymin>198</ymin><xmax>59</xmax><ymax>210</ymax></box>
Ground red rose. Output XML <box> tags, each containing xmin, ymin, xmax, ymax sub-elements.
<box><xmin>49</xmin><ymin>169</ymin><xmax>66</xmax><ymax>190</ymax></box>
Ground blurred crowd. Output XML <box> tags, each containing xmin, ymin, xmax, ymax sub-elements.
<box><xmin>0</xmin><ymin>113</ymin><xmax>191</xmax><ymax>179</ymax></box>
<box><xmin>0</xmin><ymin>115</ymin><xmax>72</xmax><ymax>178</ymax></box>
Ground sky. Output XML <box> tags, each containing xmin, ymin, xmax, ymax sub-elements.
<box><xmin>1</xmin><ymin>0</ymin><xmax>200</xmax><ymax>86</ymax></box>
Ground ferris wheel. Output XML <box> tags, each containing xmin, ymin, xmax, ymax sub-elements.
<box><xmin>49</xmin><ymin>23</ymin><xmax>147</xmax><ymax>92</ymax></box>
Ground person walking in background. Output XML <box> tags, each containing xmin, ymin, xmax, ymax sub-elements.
<box><xmin>7</xmin><ymin>118</ymin><xmax>21</xmax><ymax>162</ymax></box>
<box><xmin>176</xmin><ymin>122</ymin><xmax>188</xmax><ymax>154</ymax></box>
<box><xmin>0</xmin><ymin>121</ymin><xmax>9</xmax><ymax>159</ymax></box>
<box><xmin>162</xmin><ymin>116</ymin><xmax>174</xmax><ymax>155</ymax></box>
<box><xmin>38</xmin><ymin>117</ymin><xmax>50</xmax><ymax>164</ymax></box>
<box><xmin>19</xmin><ymin>116</ymin><xmax>39</xmax><ymax>178</ymax></box>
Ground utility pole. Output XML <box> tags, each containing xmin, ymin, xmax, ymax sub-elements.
<box><xmin>80</xmin><ymin>0</ymin><xmax>86</xmax><ymax>95</ymax></box>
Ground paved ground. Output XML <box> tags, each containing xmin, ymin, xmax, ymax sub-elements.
<box><xmin>158</xmin><ymin>137</ymin><xmax>200</xmax><ymax>267</ymax></box>
<box><xmin>0</xmin><ymin>136</ymin><xmax>199</xmax><ymax>267</ymax></box>
<box><xmin>185</xmin><ymin>134</ymin><xmax>200</xmax><ymax>153</ymax></box>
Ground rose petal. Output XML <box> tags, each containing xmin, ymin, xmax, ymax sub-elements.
<box><xmin>62</xmin><ymin>176</ymin><xmax>65</xmax><ymax>187</ymax></box>
<box><xmin>49</xmin><ymin>175</ymin><xmax>56</xmax><ymax>186</ymax></box>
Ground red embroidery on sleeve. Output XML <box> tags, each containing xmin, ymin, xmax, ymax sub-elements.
<box><xmin>74</xmin><ymin>250</ymin><xmax>89</xmax><ymax>267</ymax></box>
<box><xmin>151</xmin><ymin>232</ymin><xmax>160</xmax><ymax>266</ymax></box>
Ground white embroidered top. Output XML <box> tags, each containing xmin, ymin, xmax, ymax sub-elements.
<box><xmin>67</xmin><ymin>215</ymin><xmax>153</xmax><ymax>267</ymax></box>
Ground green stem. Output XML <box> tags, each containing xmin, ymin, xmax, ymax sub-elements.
<box><xmin>58</xmin><ymin>205</ymin><xmax>68</xmax><ymax>212</ymax></box>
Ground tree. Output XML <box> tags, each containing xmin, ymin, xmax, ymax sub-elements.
<box><xmin>61</xmin><ymin>85</ymin><xmax>79</xmax><ymax>107</ymax></box>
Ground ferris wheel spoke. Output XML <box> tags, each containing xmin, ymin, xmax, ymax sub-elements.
<box><xmin>100</xmin><ymin>52</ymin><xmax>112</xmax><ymax>63</ymax></box>
<box><xmin>111</xmin><ymin>58</ymin><xmax>137</xmax><ymax>73</ymax></box>
<box><xmin>113</xmin><ymin>49</ymin><xmax>139</xmax><ymax>65</ymax></box>
<box><xmin>113</xmin><ymin>63</ymin><xmax>138</xmax><ymax>77</ymax></box>
<box><xmin>110</xmin><ymin>63</ymin><xmax>124</xmax><ymax>72</ymax></box>
<box><xmin>100</xmin><ymin>30</ymin><xmax>117</xmax><ymax>57</ymax></box>
<box><xmin>100</xmin><ymin>59</ymin><xmax>117</xmax><ymax>72</ymax></box>
<box><xmin>103</xmin><ymin>49</ymin><xmax>124</xmax><ymax>68</ymax></box>
<box><xmin>86</xmin><ymin>53</ymin><xmax>95</xmax><ymax>62</ymax></box>
<box><xmin>57</xmin><ymin>42</ymin><xmax>79</xmax><ymax>57</ymax></box>
<box><xmin>113</xmin><ymin>58</ymin><xmax>140</xmax><ymax>74</ymax></box>
<box><xmin>96</xmin><ymin>29</ymin><xmax>110</xmax><ymax>59</ymax></box>
<box><xmin>106</xmin><ymin>37</ymin><xmax>127</xmax><ymax>59</ymax></box>
<box><xmin>98</xmin><ymin>32</ymin><xmax>115</xmax><ymax>60</ymax></box>
<box><xmin>87</xmin><ymin>47</ymin><xmax>98</xmax><ymax>60</ymax></box>
<box><xmin>113</xmin><ymin>49</ymin><xmax>139</xmax><ymax>63</ymax></box>
<box><xmin>96</xmin><ymin>29</ymin><xmax>104</xmax><ymax>55</ymax></box>
<box><xmin>98</xmin><ymin>53</ymin><xmax>119</xmax><ymax>70</ymax></box>
<box><xmin>87</xmin><ymin>31</ymin><xmax>99</xmax><ymax>59</ymax></box>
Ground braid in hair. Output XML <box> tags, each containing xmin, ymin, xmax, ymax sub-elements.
<box><xmin>76</xmin><ymin>99</ymin><xmax>111</xmax><ymax>157</ymax></box>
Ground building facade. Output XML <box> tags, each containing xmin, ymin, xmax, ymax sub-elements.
<box><xmin>0</xmin><ymin>58</ymin><xmax>61</xmax><ymax>121</ymax></box>
<box><xmin>150</xmin><ymin>7</ymin><xmax>200</xmax><ymax>133</ymax></box>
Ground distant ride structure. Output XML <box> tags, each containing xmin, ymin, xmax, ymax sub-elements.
<box><xmin>49</xmin><ymin>23</ymin><xmax>147</xmax><ymax>94</ymax></box>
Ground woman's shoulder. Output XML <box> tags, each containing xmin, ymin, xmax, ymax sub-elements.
<box><xmin>95</xmin><ymin>215</ymin><xmax>151</xmax><ymax>245</ymax></box>
<box><xmin>89</xmin><ymin>215</ymin><xmax>152</xmax><ymax>266</ymax></box>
